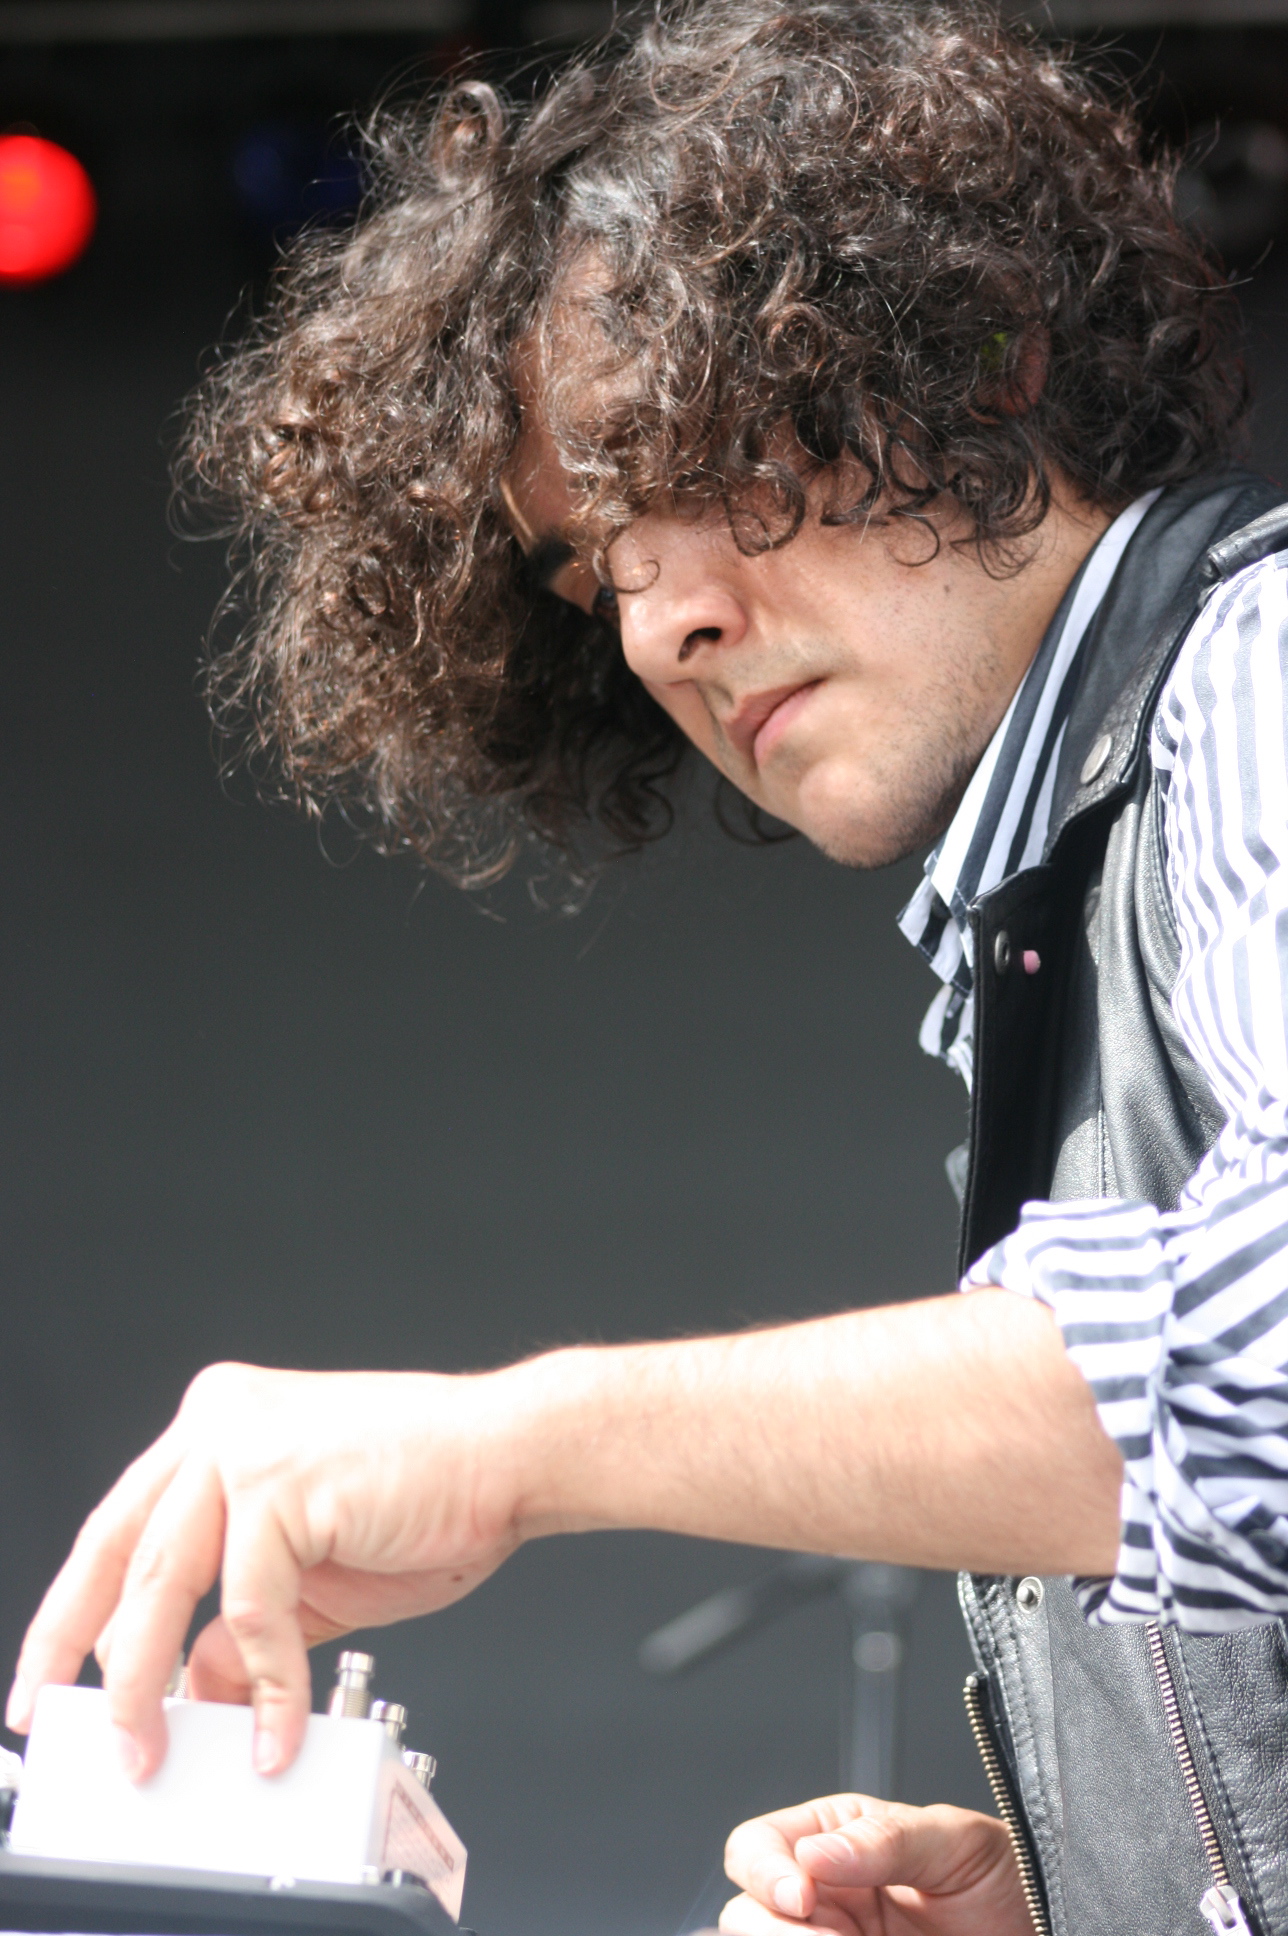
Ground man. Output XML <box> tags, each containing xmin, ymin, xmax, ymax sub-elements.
<box><xmin>10</xmin><ymin>5</ymin><xmax>1288</xmax><ymax>1932</ymax></box>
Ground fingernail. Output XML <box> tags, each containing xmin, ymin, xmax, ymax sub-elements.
<box><xmin>771</xmin><ymin>1878</ymin><xmax>805</xmax><ymax>1917</ymax></box>
<box><xmin>5</xmin><ymin>1678</ymin><xmax>30</xmax><ymax>1731</ymax></box>
<box><xmin>113</xmin><ymin>1726</ymin><xmax>144</xmax><ymax>1781</ymax></box>
<box><xmin>802</xmin><ymin>1833</ymin><xmax>854</xmax><ymax>1866</ymax></box>
<box><xmin>253</xmin><ymin>1727</ymin><xmax>279</xmax><ymax>1775</ymax></box>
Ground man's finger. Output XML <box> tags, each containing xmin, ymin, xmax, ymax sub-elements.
<box><xmin>187</xmin><ymin>1586</ymin><xmax>353</xmax><ymax>1708</ymax></box>
<box><xmin>103</xmin><ymin>1457</ymin><xmax>226</xmax><ymax>1780</ymax></box>
<box><xmin>718</xmin><ymin>1892</ymin><xmax>856</xmax><ymax>1936</ymax></box>
<box><xmin>7</xmin><ymin>1435</ymin><xmax>185</xmax><ymax>1732</ymax></box>
<box><xmin>725</xmin><ymin>1811</ymin><xmax>828</xmax><ymax>1920</ymax></box>
<box><xmin>219</xmin><ymin>1496</ymin><xmax>313</xmax><ymax>1777</ymax></box>
<box><xmin>185</xmin><ymin>1617</ymin><xmax>252</xmax><ymax>1705</ymax></box>
<box><xmin>796</xmin><ymin>1804</ymin><xmax>1011</xmax><ymax>1898</ymax></box>
<box><xmin>94</xmin><ymin>1609</ymin><xmax>118</xmax><ymax>1675</ymax></box>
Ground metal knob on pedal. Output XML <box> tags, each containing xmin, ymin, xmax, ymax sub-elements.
<box><xmin>369</xmin><ymin>1702</ymin><xmax>406</xmax><ymax>1743</ymax></box>
<box><xmin>0</xmin><ymin>1744</ymin><xmax>22</xmax><ymax>1843</ymax></box>
<box><xmin>327</xmin><ymin>1651</ymin><xmax>376</xmax><ymax>1719</ymax></box>
<box><xmin>401</xmin><ymin>1750</ymin><xmax>436</xmax><ymax>1789</ymax></box>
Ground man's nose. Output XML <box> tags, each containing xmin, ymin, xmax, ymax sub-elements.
<box><xmin>617</xmin><ymin>574</ymin><xmax>748</xmax><ymax>686</ymax></box>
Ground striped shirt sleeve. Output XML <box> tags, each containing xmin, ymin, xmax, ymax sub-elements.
<box><xmin>964</xmin><ymin>552</ymin><xmax>1288</xmax><ymax>1631</ymax></box>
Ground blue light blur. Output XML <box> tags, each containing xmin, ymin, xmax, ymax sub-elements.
<box><xmin>230</xmin><ymin>122</ymin><xmax>362</xmax><ymax>238</ymax></box>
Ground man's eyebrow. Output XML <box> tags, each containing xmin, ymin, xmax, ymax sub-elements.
<box><xmin>497</xmin><ymin>475</ymin><xmax>581</xmax><ymax>590</ymax></box>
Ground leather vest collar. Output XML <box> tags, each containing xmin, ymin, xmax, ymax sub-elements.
<box><xmin>957</xmin><ymin>470</ymin><xmax>1288</xmax><ymax>1275</ymax></box>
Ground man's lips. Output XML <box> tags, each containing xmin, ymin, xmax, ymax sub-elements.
<box><xmin>724</xmin><ymin>680</ymin><xmax>823</xmax><ymax>764</ymax></box>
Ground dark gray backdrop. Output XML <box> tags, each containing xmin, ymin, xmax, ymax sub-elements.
<box><xmin>4</xmin><ymin>29</ymin><xmax>1288</xmax><ymax>1936</ymax></box>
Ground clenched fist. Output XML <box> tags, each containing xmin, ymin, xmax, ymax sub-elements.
<box><xmin>719</xmin><ymin>1792</ymin><xmax>1035</xmax><ymax>1936</ymax></box>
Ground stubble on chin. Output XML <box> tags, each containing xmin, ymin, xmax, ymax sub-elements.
<box><xmin>806</xmin><ymin>625</ymin><xmax>1022</xmax><ymax>868</ymax></box>
<box><xmin>801</xmin><ymin>720</ymin><xmax>988</xmax><ymax>872</ymax></box>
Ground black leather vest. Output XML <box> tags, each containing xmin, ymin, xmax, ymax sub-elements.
<box><xmin>955</xmin><ymin>473</ymin><xmax>1288</xmax><ymax>1936</ymax></box>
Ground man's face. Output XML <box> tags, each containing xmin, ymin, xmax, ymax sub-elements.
<box><xmin>504</xmin><ymin>407</ymin><xmax>1107</xmax><ymax>869</ymax></box>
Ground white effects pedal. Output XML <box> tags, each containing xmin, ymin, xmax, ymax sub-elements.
<box><xmin>5</xmin><ymin>1652</ymin><xmax>466</xmax><ymax>1922</ymax></box>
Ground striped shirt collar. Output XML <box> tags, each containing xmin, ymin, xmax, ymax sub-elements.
<box><xmin>896</xmin><ymin>490</ymin><xmax>1160</xmax><ymax>1085</ymax></box>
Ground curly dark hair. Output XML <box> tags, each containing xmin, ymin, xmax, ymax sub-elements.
<box><xmin>181</xmin><ymin>0</ymin><xmax>1248</xmax><ymax>884</ymax></box>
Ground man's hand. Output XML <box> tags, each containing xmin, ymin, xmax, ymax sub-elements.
<box><xmin>5</xmin><ymin>1294</ymin><xmax>1120</xmax><ymax>1787</ymax></box>
<box><xmin>720</xmin><ymin>1793</ymin><xmax>1033</xmax><ymax>1936</ymax></box>
<box><xmin>6</xmin><ymin>1363</ymin><xmax>526</xmax><ymax>1782</ymax></box>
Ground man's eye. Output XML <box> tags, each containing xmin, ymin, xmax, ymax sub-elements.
<box><xmin>592</xmin><ymin>583</ymin><xmax>619</xmax><ymax>626</ymax></box>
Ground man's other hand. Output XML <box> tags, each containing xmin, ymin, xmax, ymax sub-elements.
<box><xmin>720</xmin><ymin>1793</ymin><xmax>1034</xmax><ymax>1936</ymax></box>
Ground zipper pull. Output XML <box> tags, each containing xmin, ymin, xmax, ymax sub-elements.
<box><xmin>1201</xmin><ymin>1885</ymin><xmax>1253</xmax><ymax>1935</ymax></box>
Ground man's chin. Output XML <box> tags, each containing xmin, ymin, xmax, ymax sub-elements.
<box><xmin>778</xmin><ymin>753</ymin><xmax>970</xmax><ymax>870</ymax></box>
<box><xmin>794</xmin><ymin>790</ymin><xmax>962</xmax><ymax>871</ymax></box>
<box><xmin>805</xmin><ymin>821</ymin><xmax>924</xmax><ymax>870</ymax></box>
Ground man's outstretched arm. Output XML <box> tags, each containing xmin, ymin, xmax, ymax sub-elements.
<box><xmin>7</xmin><ymin>1288</ymin><xmax>1120</xmax><ymax>1782</ymax></box>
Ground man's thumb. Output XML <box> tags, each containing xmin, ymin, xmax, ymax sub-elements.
<box><xmin>797</xmin><ymin>1816</ymin><xmax>901</xmax><ymax>1886</ymax></box>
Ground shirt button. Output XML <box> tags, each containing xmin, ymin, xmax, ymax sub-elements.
<box><xmin>1080</xmin><ymin>733</ymin><xmax>1113</xmax><ymax>785</ymax></box>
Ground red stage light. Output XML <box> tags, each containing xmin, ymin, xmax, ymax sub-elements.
<box><xmin>0</xmin><ymin>135</ymin><xmax>97</xmax><ymax>286</ymax></box>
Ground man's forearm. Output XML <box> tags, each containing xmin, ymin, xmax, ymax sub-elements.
<box><xmin>505</xmin><ymin>1288</ymin><xmax>1122</xmax><ymax>1575</ymax></box>
<box><xmin>9</xmin><ymin>1287</ymin><xmax>1123</xmax><ymax>1779</ymax></box>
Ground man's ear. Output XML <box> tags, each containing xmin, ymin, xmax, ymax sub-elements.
<box><xmin>973</xmin><ymin>325</ymin><xmax>1050</xmax><ymax>420</ymax></box>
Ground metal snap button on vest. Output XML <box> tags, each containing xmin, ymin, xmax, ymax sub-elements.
<box><xmin>1080</xmin><ymin>733</ymin><xmax>1113</xmax><ymax>786</ymax></box>
<box><xmin>1016</xmin><ymin>1576</ymin><xmax>1044</xmax><ymax>1612</ymax></box>
<box><xmin>993</xmin><ymin>930</ymin><xmax>1011</xmax><ymax>975</ymax></box>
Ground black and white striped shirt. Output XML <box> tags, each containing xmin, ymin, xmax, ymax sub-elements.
<box><xmin>897</xmin><ymin>491</ymin><xmax>1160</xmax><ymax>1082</ymax></box>
<box><xmin>902</xmin><ymin>494</ymin><xmax>1288</xmax><ymax>1631</ymax></box>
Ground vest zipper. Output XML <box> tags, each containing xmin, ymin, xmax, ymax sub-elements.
<box><xmin>1145</xmin><ymin>1623</ymin><xmax>1254</xmax><ymax>1935</ymax></box>
<box><xmin>963</xmin><ymin>1673</ymin><xmax>1051</xmax><ymax>1936</ymax></box>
